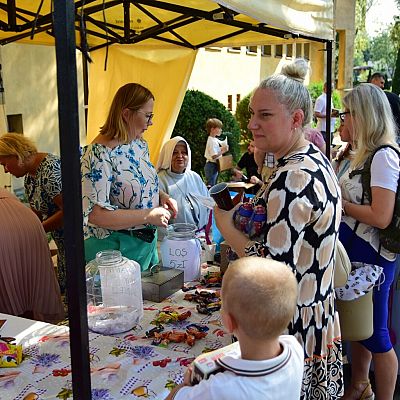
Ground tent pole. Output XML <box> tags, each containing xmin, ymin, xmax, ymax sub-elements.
<box><xmin>53</xmin><ymin>1</ymin><xmax>91</xmax><ymax>398</ymax></box>
<box><xmin>83</xmin><ymin>56</ymin><xmax>89</xmax><ymax>132</ymax></box>
<box><xmin>7</xmin><ymin>0</ymin><xmax>16</xmax><ymax>29</ymax></box>
<box><xmin>326</xmin><ymin>40</ymin><xmax>333</xmax><ymax>160</ymax></box>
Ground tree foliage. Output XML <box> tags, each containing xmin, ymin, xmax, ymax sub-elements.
<box><xmin>172</xmin><ymin>90</ymin><xmax>241</xmax><ymax>176</ymax></box>
<box><xmin>370</xmin><ymin>30</ymin><xmax>397</xmax><ymax>78</ymax></box>
<box><xmin>354</xmin><ymin>0</ymin><xmax>370</xmax><ymax>66</ymax></box>
<box><xmin>234</xmin><ymin>93</ymin><xmax>252</xmax><ymax>144</ymax></box>
<box><xmin>391</xmin><ymin>17</ymin><xmax>400</xmax><ymax>94</ymax></box>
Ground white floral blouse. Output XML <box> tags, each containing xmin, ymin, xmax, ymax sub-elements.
<box><xmin>81</xmin><ymin>140</ymin><xmax>159</xmax><ymax>240</ymax></box>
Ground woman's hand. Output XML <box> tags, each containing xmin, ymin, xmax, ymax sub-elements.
<box><xmin>41</xmin><ymin>193</ymin><xmax>64</xmax><ymax>232</ymax></box>
<box><xmin>250</xmin><ymin>175</ymin><xmax>262</xmax><ymax>185</ymax></box>
<box><xmin>160</xmin><ymin>191</ymin><xmax>178</xmax><ymax>218</ymax></box>
<box><xmin>146</xmin><ymin>207</ymin><xmax>172</xmax><ymax>228</ymax></box>
<box><xmin>214</xmin><ymin>203</ymin><xmax>249</xmax><ymax>257</ymax></box>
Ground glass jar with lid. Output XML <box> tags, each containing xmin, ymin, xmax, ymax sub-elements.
<box><xmin>160</xmin><ymin>223</ymin><xmax>201</xmax><ymax>282</ymax></box>
<box><xmin>86</xmin><ymin>250</ymin><xmax>143</xmax><ymax>335</ymax></box>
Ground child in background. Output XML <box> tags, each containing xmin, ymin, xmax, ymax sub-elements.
<box><xmin>204</xmin><ymin>118</ymin><xmax>229</xmax><ymax>187</ymax></box>
<box><xmin>165</xmin><ymin>257</ymin><xmax>304</xmax><ymax>400</ymax></box>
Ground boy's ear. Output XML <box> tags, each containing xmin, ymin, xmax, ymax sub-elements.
<box><xmin>222</xmin><ymin>311</ymin><xmax>238</xmax><ymax>334</ymax></box>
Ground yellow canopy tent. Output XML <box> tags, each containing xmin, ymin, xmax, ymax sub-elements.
<box><xmin>0</xmin><ymin>1</ymin><xmax>334</xmax><ymax>397</ymax></box>
<box><xmin>0</xmin><ymin>0</ymin><xmax>334</xmax><ymax>162</ymax></box>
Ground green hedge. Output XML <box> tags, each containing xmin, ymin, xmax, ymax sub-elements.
<box><xmin>235</xmin><ymin>92</ymin><xmax>252</xmax><ymax>145</ymax></box>
<box><xmin>172</xmin><ymin>90</ymin><xmax>241</xmax><ymax>178</ymax></box>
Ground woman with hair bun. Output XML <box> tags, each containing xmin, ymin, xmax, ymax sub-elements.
<box><xmin>215</xmin><ymin>59</ymin><xmax>343</xmax><ymax>399</ymax></box>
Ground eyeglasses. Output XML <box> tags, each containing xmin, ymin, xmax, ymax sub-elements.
<box><xmin>339</xmin><ymin>111</ymin><xmax>350</xmax><ymax>122</ymax></box>
<box><xmin>136</xmin><ymin>110</ymin><xmax>154</xmax><ymax>124</ymax></box>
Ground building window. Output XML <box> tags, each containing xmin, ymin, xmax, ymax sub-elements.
<box><xmin>236</xmin><ymin>94</ymin><xmax>241</xmax><ymax>104</ymax></box>
<box><xmin>205</xmin><ymin>47</ymin><xmax>222</xmax><ymax>52</ymax></box>
<box><xmin>228</xmin><ymin>46</ymin><xmax>241</xmax><ymax>54</ymax></box>
<box><xmin>246</xmin><ymin>46</ymin><xmax>258</xmax><ymax>55</ymax></box>
<box><xmin>286</xmin><ymin>44</ymin><xmax>293</xmax><ymax>58</ymax></box>
<box><xmin>296</xmin><ymin>43</ymin><xmax>302</xmax><ymax>58</ymax></box>
<box><xmin>261</xmin><ymin>45</ymin><xmax>271</xmax><ymax>56</ymax></box>
<box><xmin>304</xmin><ymin>43</ymin><xmax>310</xmax><ymax>60</ymax></box>
<box><xmin>7</xmin><ymin>114</ymin><xmax>23</xmax><ymax>134</ymax></box>
<box><xmin>275</xmin><ymin>44</ymin><xmax>283</xmax><ymax>58</ymax></box>
<box><xmin>227</xmin><ymin>95</ymin><xmax>232</xmax><ymax>111</ymax></box>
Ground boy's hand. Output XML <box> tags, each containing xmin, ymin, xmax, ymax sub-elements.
<box><xmin>183</xmin><ymin>365</ymin><xmax>193</xmax><ymax>386</ymax></box>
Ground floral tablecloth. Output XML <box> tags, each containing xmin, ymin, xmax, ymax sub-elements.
<box><xmin>0</xmin><ymin>276</ymin><xmax>229</xmax><ymax>400</ymax></box>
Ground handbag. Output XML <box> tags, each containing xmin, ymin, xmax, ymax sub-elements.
<box><xmin>217</xmin><ymin>154</ymin><xmax>233</xmax><ymax>172</ymax></box>
<box><xmin>335</xmin><ymin>262</ymin><xmax>383</xmax><ymax>342</ymax></box>
<box><xmin>333</xmin><ymin>240</ymin><xmax>351</xmax><ymax>288</ymax></box>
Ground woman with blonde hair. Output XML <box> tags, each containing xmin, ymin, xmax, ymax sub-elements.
<box><xmin>339</xmin><ymin>83</ymin><xmax>399</xmax><ymax>400</ymax></box>
<box><xmin>81</xmin><ymin>83</ymin><xmax>177</xmax><ymax>271</ymax></box>
<box><xmin>214</xmin><ymin>59</ymin><xmax>343</xmax><ymax>399</ymax></box>
<box><xmin>0</xmin><ymin>133</ymin><xmax>66</xmax><ymax>294</ymax></box>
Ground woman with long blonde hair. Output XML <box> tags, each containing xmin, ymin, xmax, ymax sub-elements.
<box><xmin>339</xmin><ymin>83</ymin><xmax>399</xmax><ymax>400</ymax></box>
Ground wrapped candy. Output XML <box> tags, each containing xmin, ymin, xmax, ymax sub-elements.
<box><xmin>0</xmin><ymin>340</ymin><xmax>22</xmax><ymax>367</ymax></box>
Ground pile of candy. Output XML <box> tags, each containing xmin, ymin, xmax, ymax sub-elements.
<box><xmin>181</xmin><ymin>271</ymin><xmax>222</xmax><ymax>292</ymax></box>
<box><xmin>151</xmin><ymin>310</ymin><xmax>191</xmax><ymax>325</ymax></box>
<box><xmin>201</xmin><ymin>271</ymin><xmax>222</xmax><ymax>287</ymax></box>
<box><xmin>147</xmin><ymin>324</ymin><xmax>208</xmax><ymax>347</ymax></box>
<box><xmin>184</xmin><ymin>290</ymin><xmax>221</xmax><ymax>315</ymax></box>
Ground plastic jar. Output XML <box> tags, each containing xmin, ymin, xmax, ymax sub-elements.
<box><xmin>160</xmin><ymin>223</ymin><xmax>201</xmax><ymax>282</ymax></box>
<box><xmin>86</xmin><ymin>250</ymin><xmax>143</xmax><ymax>335</ymax></box>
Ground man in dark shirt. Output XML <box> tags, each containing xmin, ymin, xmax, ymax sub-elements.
<box><xmin>232</xmin><ymin>141</ymin><xmax>261</xmax><ymax>194</ymax></box>
<box><xmin>233</xmin><ymin>141</ymin><xmax>260</xmax><ymax>181</ymax></box>
<box><xmin>384</xmin><ymin>91</ymin><xmax>400</xmax><ymax>140</ymax></box>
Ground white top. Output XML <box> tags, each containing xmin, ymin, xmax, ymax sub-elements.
<box><xmin>314</xmin><ymin>93</ymin><xmax>336</xmax><ymax>132</ymax></box>
<box><xmin>204</xmin><ymin>136</ymin><xmax>224</xmax><ymax>163</ymax></box>
<box><xmin>172</xmin><ymin>335</ymin><xmax>304</xmax><ymax>400</ymax></box>
<box><xmin>340</xmin><ymin>147</ymin><xmax>400</xmax><ymax>260</ymax></box>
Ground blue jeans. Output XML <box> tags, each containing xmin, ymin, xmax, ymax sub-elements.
<box><xmin>204</xmin><ymin>161</ymin><xmax>218</xmax><ymax>187</ymax></box>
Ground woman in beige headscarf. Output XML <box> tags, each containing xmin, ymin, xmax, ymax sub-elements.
<box><xmin>156</xmin><ymin>136</ymin><xmax>210</xmax><ymax>231</ymax></box>
<box><xmin>0</xmin><ymin>189</ymin><xmax>64</xmax><ymax>323</ymax></box>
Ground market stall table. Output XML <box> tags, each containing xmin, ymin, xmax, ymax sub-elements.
<box><xmin>0</xmin><ymin>278</ymin><xmax>229</xmax><ymax>399</ymax></box>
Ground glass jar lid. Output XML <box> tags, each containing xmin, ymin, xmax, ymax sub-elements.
<box><xmin>166</xmin><ymin>223</ymin><xmax>197</xmax><ymax>240</ymax></box>
<box><xmin>95</xmin><ymin>250</ymin><xmax>123</xmax><ymax>266</ymax></box>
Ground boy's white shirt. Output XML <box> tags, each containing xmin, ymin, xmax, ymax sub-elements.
<box><xmin>204</xmin><ymin>136</ymin><xmax>226</xmax><ymax>161</ymax></box>
<box><xmin>172</xmin><ymin>335</ymin><xmax>304</xmax><ymax>400</ymax></box>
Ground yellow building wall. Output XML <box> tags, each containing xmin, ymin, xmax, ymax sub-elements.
<box><xmin>0</xmin><ymin>43</ymin><xmax>87</xmax><ymax>191</ymax></box>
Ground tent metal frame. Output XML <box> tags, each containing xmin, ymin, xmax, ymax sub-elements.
<box><xmin>0</xmin><ymin>1</ymin><xmax>333</xmax><ymax>397</ymax></box>
<box><xmin>1</xmin><ymin>0</ymin><xmax>327</xmax><ymax>48</ymax></box>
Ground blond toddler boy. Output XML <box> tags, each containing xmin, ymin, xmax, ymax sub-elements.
<box><xmin>166</xmin><ymin>257</ymin><xmax>304</xmax><ymax>400</ymax></box>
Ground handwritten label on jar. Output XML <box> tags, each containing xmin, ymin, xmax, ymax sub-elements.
<box><xmin>160</xmin><ymin>238</ymin><xmax>201</xmax><ymax>282</ymax></box>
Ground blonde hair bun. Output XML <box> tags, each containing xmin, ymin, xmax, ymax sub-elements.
<box><xmin>281</xmin><ymin>58</ymin><xmax>309</xmax><ymax>83</ymax></box>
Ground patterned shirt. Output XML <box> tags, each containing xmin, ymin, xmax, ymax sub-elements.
<box><xmin>25</xmin><ymin>153</ymin><xmax>62</xmax><ymax>221</ymax></box>
<box><xmin>81</xmin><ymin>140</ymin><xmax>159</xmax><ymax>240</ymax></box>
